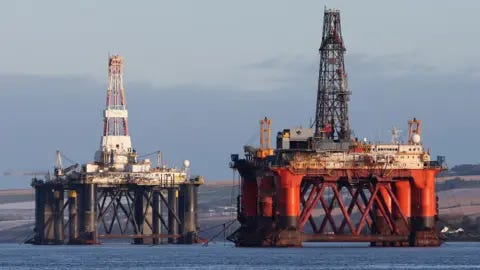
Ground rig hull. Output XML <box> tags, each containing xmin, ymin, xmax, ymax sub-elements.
<box><xmin>229</xmin><ymin>157</ymin><xmax>443</xmax><ymax>247</ymax></box>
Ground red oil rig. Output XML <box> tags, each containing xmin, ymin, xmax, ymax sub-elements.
<box><xmin>228</xmin><ymin>9</ymin><xmax>446</xmax><ymax>247</ymax></box>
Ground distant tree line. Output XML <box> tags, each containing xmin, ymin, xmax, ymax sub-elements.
<box><xmin>450</xmin><ymin>164</ymin><xmax>480</xmax><ymax>176</ymax></box>
<box><xmin>436</xmin><ymin>177</ymin><xmax>480</xmax><ymax>191</ymax></box>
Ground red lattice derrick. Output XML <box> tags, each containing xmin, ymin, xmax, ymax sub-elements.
<box><xmin>299</xmin><ymin>179</ymin><xmax>411</xmax><ymax>237</ymax></box>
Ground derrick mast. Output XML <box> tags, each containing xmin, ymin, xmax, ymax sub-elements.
<box><xmin>94</xmin><ymin>55</ymin><xmax>133</xmax><ymax>169</ymax></box>
<box><xmin>314</xmin><ymin>9</ymin><xmax>351</xmax><ymax>142</ymax></box>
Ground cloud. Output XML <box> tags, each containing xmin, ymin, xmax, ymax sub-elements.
<box><xmin>1</xmin><ymin>53</ymin><xmax>479</xmax><ymax>188</ymax></box>
<box><xmin>241</xmin><ymin>52</ymin><xmax>480</xmax><ymax>166</ymax></box>
<box><xmin>0</xmin><ymin>74</ymin><xmax>313</xmax><ymax>189</ymax></box>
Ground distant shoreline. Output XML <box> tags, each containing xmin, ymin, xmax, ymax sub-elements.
<box><xmin>0</xmin><ymin>189</ymin><xmax>33</xmax><ymax>196</ymax></box>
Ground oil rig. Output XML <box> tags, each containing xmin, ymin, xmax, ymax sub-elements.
<box><xmin>30</xmin><ymin>55</ymin><xmax>203</xmax><ymax>245</ymax></box>
<box><xmin>228</xmin><ymin>9</ymin><xmax>446</xmax><ymax>247</ymax></box>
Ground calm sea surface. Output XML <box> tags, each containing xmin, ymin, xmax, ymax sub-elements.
<box><xmin>0</xmin><ymin>242</ymin><xmax>478</xmax><ymax>269</ymax></box>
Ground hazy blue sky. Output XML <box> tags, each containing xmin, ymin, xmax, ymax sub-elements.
<box><xmin>1</xmin><ymin>1</ymin><xmax>480</xmax><ymax>188</ymax></box>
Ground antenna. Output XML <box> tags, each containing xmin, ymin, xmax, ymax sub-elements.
<box><xmin>391</xmin><ymin>127</ymin><xmax>402</xmax><ymax>144</ymax></box>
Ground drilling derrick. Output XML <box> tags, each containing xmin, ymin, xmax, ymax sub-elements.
<box><xmin>95</xmin><ymin>55</ymin><xmax>133</xmax><ymax>169</ymax></box>
<box><xmin>30</xmin><ymin>55</ymin><xmax>204</xmax><ymax>246</ymax></box>
<box><xmin>315</xmin><ymin>9</ymin><xmax>351</xmax><ymax>144</ymax></box>
<box><xmin>229</xmin><ymin>8</ymin><xmax>446</xmax><ymax>248</ymax></box>
<box><xmin>105</xmin><ymin>55</ymin><xmax>129</xmax><ymax>137</ymax></box>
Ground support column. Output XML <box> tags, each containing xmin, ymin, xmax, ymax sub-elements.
<box><xmin>68</xmin><ymin>189</ymin><xmax>79</xmax><ymax>244</ymax></box>
<box><xmin>53</xmin><ymin>187</ymin><xmax>64</xmax><ymax>244</ymax></box>
<box><xmin>229</xmin><ymin>166</ymin><xmax>261</xmax><ymax>247</ymax></box>
<box><xmin>272</xmin><ymin>168</ymin><xmax>303</xmax><ymax>247</ymax></box>
<box><xmin>159</xmin><ymin>192</ymin><xmax>165</xmax><ymax>244</ymax></box>
<box><xmin>178</xmin><ymin>183</ymin><xmax>198</xmax><ymax>244</ymax></box>
<box><xmin>152</xmin><ymin>190</ymin><xmax>160</xmax><ymax>245</ymax></box>
<box><xmin>43</xmin><ymin>186</ymin><xmax>55</xmax><ymax>243</ymax></box>
<box><xmin>134</xmin><ymin>188</ymin><xmax>153</xmax><ymax>244</ymax></box>
<box><xmin>167</xmin><ymin>187</ymin><xmax>178</xmax><ymax>243</ymax></box>
<box><xmin>34</xmin><ymin>185</ymin><xmax>46</xmax><ymax>244</ymax></box>
<box><xmin>134</xmin><ymin>188</ymin><xmax>145</xmax><ymax>244</ymax></box>
<box><xmin>388</xmin><ymin>180</ymin><xmax>412</xmax><ymax>246</ymax></box>
<box><xmin>80</xmin><ymin>183</ymin><xmax>97</xmax><ymax>244</ymax></box>
<box><xmin>257</xmin><ymin>176</ymin><xmax>274</xmax><ymax>232</ymax></box>
<box><xmin>240</xmin><ymin>177</ymin><xmax>258</xmax><ymax>227</ymax></box>
<box><xmin>394</xmin><ymin>180</ymin><xmax>411</xmax><ymax>233</ymax></box>
<box><xmin>374</xmin><ymin>183</ymin><xmax>392</xmax><ymax>236</ymax></box>
<box><xmin>410</xmin><ymin>170</ymin><xmax>440</xmax><ymax>246</ymax></box>
<box><xmin>411</xmin><ymin>170</ymin><xmax>437</xmax><ymax>230</ymax></box>
<box><xmin>371</xmin><ymin>182</ymin><xmax>394</xmax><ymax>247</ymax></box>
<box><xmin>33</xmin><ymin>184</ymin><xmax>56</xmax><ymax>244</ymax></box>
<box><xmin>274</xmin><ymin>169</ymin><xmax>302</xmax><ymax>229</ymax></box>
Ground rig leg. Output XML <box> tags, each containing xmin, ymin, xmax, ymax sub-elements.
<box><xmin>410</xmin><ymin>170</ymin><xmax>441</xmax><ymax>247</ymax></box>
<box><xmin>273</xmin><ymin>168</ymin><xmax>303</xmax><ymax>247</ymax></box>
<box><xmin>34</xmin><ymin>185</ymin><xmax>44</xmax><ymax>244</ymax></box>
<box><xmin>79</xmin><ymin>183</ymin><xmax>98</xmax><ymax>244</ymax></box>
<box><xmin>229</xmin><ymin>176</ymin><xmax>260</xmax><ymax>246</ymax></box>
<box><xmin>240</xmin><ymin>176</ymin><xmax>258</xmax><ymax>227</ymax></box>
<box><xmin>68</xmin><ymin>189</ymin><xmax>79</xmax><ymax>244</ymax></box>
<box><xmin>392</xmin><ymin>180</ymin><xmax>411</xmax><ymax>246</ymax></box>
<box><xmin>134</xmin><ymin>188</ymin><xmax>153</xmax><ymax>244</ymax></box>
<box><xmin>42</xmin><ymin>186</ymin><xmax>55</xmax><ymax>244</ymax></box>
<box><xmin>371</xmin><ymin>184</ymin><xmax>393</xmax><ymax>247</ymax></box>
<box><xmin>178</xmin><ymin>183</ymin><xmax>198</xmax><ymax>244</ymax></box>
<box><xmin>167</xmin><ymin>187</ymin><xmax>178</xmax><ymax>243</ymax></box>
<box><xmin>152</xmin><ymin>190</ymin><xmax>160</xmax><ymax>245</ymax></box>
<box><xmin>53</xmin><ymin>187</ymin><xmax>64</xmax><ymax>244</ymax></box>
<box><xmin>257</xmin><ymin>176</ymin><xmax>275</xmax><ymax>245</ymax></box>
<box><xmin>34</xmin><ymin>185</ymin><xmax>48</xmax><ymax>244</ymax></box>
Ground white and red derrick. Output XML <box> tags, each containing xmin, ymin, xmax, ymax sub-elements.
<box><xmin>94</xmin><ymin>55</ymin><xmax>133</xmax><ymax>169</ymax></box>
<box><xmin>104</xmin><ymin>55</ymin><xmax>129</xmax><ymax>136</ymax></box>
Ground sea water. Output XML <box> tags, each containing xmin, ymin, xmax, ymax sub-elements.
<box><xmin>0</xmin><ymin>242</ymin><xmax>478</xmax><ymax>269</ymax></box>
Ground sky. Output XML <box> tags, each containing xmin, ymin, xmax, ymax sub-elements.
<box><xmin>1</xmin><ymin>1</ymin><xmax>480</xmax><ymax>189</ymax></box>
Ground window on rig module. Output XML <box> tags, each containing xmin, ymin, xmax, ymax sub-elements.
<box><xmin>276</xmin><ymin>130</ymin><xmax>290</xmax><ymax>150</ymax></box>
<box><xmin>276</xmin><ymin>128</ymin><xmax>314</xmax><ymax>150</ymax></box>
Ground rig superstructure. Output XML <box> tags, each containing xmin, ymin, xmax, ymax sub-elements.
<box><xmin>228</xmin><ymin>9</ymin><xmax>446</xmax><ymax>247</ymax></box>
<box><xmin>31</xmin><ymin>55</ymin><xmax>203</xmax><ymax>245</ymax></box>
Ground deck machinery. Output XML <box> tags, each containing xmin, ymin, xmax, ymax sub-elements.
<box><xmin>228</xmin><ymin>9</ymin><xmax>446</xmax><ymax>247</ymax></box>
<box><xmin>31</xmin><ymin>55</ymin><xmax>203</xmax><ymax>245</ymax></box>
